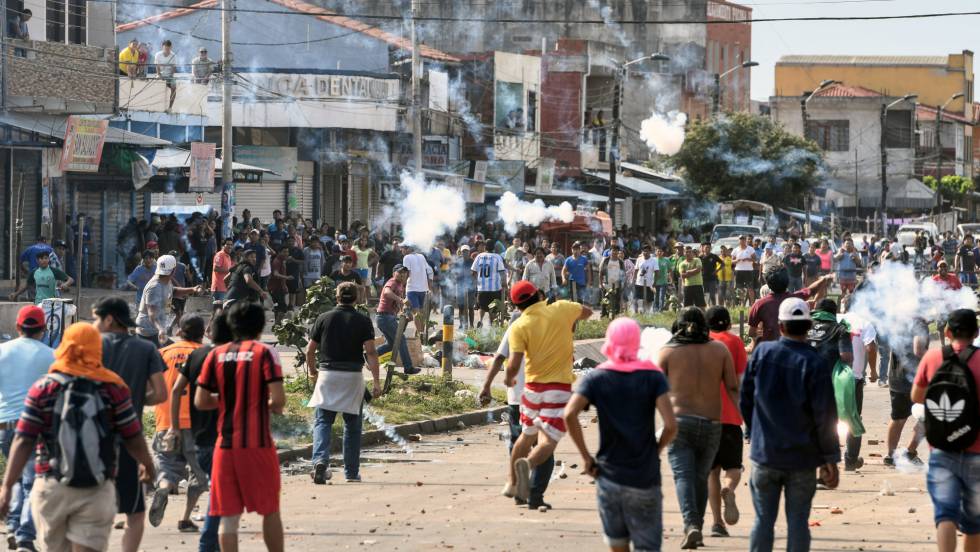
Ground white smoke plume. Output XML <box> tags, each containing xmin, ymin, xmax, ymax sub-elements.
<box><xmin>640</xmin><ymin>111</ymin><xmax>687</xmax><ymax>155</ymax></box>
<box><xmin>495</xmin><ymin>191</ymin><xmax>574</xmax><ymax>234</ymax></box>
<box><xmin>848</xmin><ymin>261</ymin><xmax>978</xmax><ymax>356</ymax></box>
<box><xmin>399</xmin><ymin>171</ymin><xmax>466</xmax><ymax>251</ymax></box>
<box><xmin>640</xmin><ymin>327</ymin><xmax>673</xmax><ymax>365</ymax></box>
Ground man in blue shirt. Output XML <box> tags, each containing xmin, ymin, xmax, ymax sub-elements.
<box><xmin>741</xmin><ymin>297</ymin><xmax>840</xmax><ymax>552</ymax></box>
<box><xmin>561</xmin><ymin>242</ymin><xmax>591</xmax><ymax>303</ymax></box>
<box><xmin>127</xmin><ymin>250</ymin><xmax>157</xmax><ymax>305</ymax></box>
<box><xmin>0</xmin><ymin>306</ymin><xmax>55</xmax><ymax>552</ymax></box>
<box><xmin>19</xmin><ymin>236</ymin><xmax>54</xmax><ymax>275</ymax></box>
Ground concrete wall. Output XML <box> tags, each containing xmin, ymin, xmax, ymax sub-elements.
<box><xmin>707</xmin><ymin>0</ymin><xmax>752</xmax><ymax>112</ymax></box>
<box><xmin>5</xmin><ymin>39</ymin><xmax>116</xmax><ymax>112</ymax></box>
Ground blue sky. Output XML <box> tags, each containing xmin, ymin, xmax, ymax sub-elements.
<box><xmin>750</xmin><ymin>0</ymin><xmax>979</xmax><ymax>100</ymax></box>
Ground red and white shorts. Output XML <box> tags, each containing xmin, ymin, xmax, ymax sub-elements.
<box><xmin>519</xmin><ymin>382</ymin><xmax>573</xmax><ymax>442</ymax></box>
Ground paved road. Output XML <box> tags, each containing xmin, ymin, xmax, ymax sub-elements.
<box><xmin>123</xmin><ymin>378</ymin><xmax>943</xmax><ymax>552</ymax></box>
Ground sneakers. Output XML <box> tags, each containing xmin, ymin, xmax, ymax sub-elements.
<box><xmin>312</xmin><ymin>463</ymin><xmax>330</xmax><ymax>485</ymax></box>
<box><xmin>721</xmin><ymin>487</ymin><xmax>739</xmax><ymax>525</ymax></box>
<box><xmin>844</xmin><ymin>457</ymin><xmax>865</xmax><ymax>471</ymax></box>
<box><xmin>883</xmin><ymin>455</ymin><xmax>895</xmax><ymax>467</ymax></box>
<box><xmin>501</xmin><ymin>482</ymin><xmax>517</xmax><ymax>498</ymax></box>
<box><xmin>147</xmin><ymin>487</ymin><xmax>169</xmax><ymax>528</ymax></box>
<box><xmin>905</xmin><ymin>450</ymin><xmax>924</xmax><ymax>467</ymax></box>
<box><xmin>346</xmin><ymin>475</ymin><xmax>362</xmax><ymax>483</ymax></box>
<box><xmin>15</xmin><ymin>543</ymin><xmax>37</xmax><ymax>552</ymax></box>
<box><xmin>404</xmin><ymin>367</ymin><xmax>422</xmax><ymax>375</ymax></box>
<box><xmin>710</xmin><ymin>523</ymin><xmax>729</xmax><ymax>537</ymax></box>
<box><xmin>527</xmin><ymin>499</ymin><xmax>552</xmax><ymax>511</ymax></box>
<box><xmin>514</xmin><ymin>458</ymin><xmax>531</xmax><ymax>502</ymax></box>
<box><xmin>680</xmin><ymin>527</ymin><xmax>702</xmax><ymax>549</ymax></box>
<box><xmin>177</xmin><ymin>520</ymin><xmax>199</xmax><ymax>533</ymax></box>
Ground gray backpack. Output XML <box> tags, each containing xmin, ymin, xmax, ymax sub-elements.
<box><xmin>46</xmin><ymin>373</ymin><xmax>115</xmax><ymax>488</ymax></box>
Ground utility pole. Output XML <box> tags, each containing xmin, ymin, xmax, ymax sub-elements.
<box><xmin>220</xmin><ymin>0</ymin><xmax>234</xmax><ymax>240</ymax></box>
<box><xmin>411</xmin><ymin>0</ymin><xmax>423</xmax><ymax>175</ymax></box>
<box><xmin>879</xmin><ymin>103</ymin><xmax>888</xmax><ymax>237</ymax></box>
<box><xmin>854</xmin><ymin>148</ymin><xmax>859</xmax><ymax>231</ymax></box>
<box><xmin>800</xmin><ymin>95</ymin><xmax>812</xmax><ymax>234</ymax></box>
<box><xmin>608</xmin><ymin>67</ymin><xmax>622</xmax><ymax>226</ymax></box>
<box><xmin>712</xmin><ymin>73</ymin><xmax>721</xmax><ymax>115</ymax></box>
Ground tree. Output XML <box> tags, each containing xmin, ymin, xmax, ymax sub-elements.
<box><xmin>672</xmin><ymin>112</ymin><xmax>825</xmax><ymax>207</ymax></box>
<box><xmin>924</xmin><ymin>175</ymin><xmax>975</xmax><ymax>203</ymax></box>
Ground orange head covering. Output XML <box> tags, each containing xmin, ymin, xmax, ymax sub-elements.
<box><xmin>49</xmin><ymin>323</ymin><xmax>127</xmax><ymax>387</ymax></box>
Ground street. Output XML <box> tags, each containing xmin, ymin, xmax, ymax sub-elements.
<box><xmin>127</xmin><ymin>378</ymin><xmax>938</xmax><ymax>551</ymax></box>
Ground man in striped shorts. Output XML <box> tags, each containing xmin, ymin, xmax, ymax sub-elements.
<box><xmin>504</xmin><ymin>281</ymin><xmax>592</xmax><ymax>503</ymax></box>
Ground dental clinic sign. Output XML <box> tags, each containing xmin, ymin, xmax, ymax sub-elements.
<box><xmin>246</xmin><ymin>73</ymin><xmax>400</xmax><ymax>102</ymax></box>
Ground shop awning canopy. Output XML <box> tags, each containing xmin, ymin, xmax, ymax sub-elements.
<box><xmin>584</xmin><ymin>170</ymin><xmax>679</xmax><ymax>198</ymax></box>
<box><xmin>524</xmin><ymin>186</ymin><xmax>623</xmax><ymax>205</ymax></box>
<box><xmin>151</xmin><ymin>148</ymin><xmax>276</xmax><ymax>174</ymax></box>
<box><xmin>826</xmin><ymin>178</ymin><xmax>936</xmax><ymax>209</ymax></box>
<box><xmin>0</xmin><ymin>112</ymin><xmax>171</xmax><ymax>147</ymax></box>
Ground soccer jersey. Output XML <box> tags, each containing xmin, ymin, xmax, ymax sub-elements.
<box><xmin>198</xmin><ymin>340</ymin><xmax>284</xmax><ymax>449</ymax></box>
<box><xmin>471</xmin><ymin>252</ymin><xmax>506</xmax><ymax>292</ymax></box>
<box><xmin>155</xmin><ymin>340</ymin><xmax>203</xmax><ymax>431</ymax></box>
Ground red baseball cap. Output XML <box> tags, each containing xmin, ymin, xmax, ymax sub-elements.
<box><xmin>146</xmin><ymin>240</ymin><xmax>159</xmax><ymax>249</ymax></box>
<box><xmin>510</xmin><ymin>281</ymin><xmax>538</xmax><ymax>304</ymax></box>
<box><xmin>16</xmin><ymin>305</ymin><xmax>45</xmax><ymax>330</ymax></box>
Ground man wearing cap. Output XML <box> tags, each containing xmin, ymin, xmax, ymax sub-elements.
<box><xmin>135</xmin><ymin>255</ymin><xmax>203</xmax><ymax>348</ymax></box>
<box><xmin>376</xmin><ymin>264</ymin><xmax>418</xmax><ymax>375</ymax></box>
<box><xmin>92</xmin><ymin>297</ymin><xmax>167</xmax><ymax>552</ymax></box>
<box><xmin>49</xmin><ymin>240</ymin><xmax>67</xmax><ymax>272</ymax></box>
<box><xmin>146</xmin><ymin>240</ymin><xmax>160</xmax><ymax>257</ymax></box>
<box><xmin>9</xmin><ymin>249</ymin><xmax>73</xmax><ymax>305</ymax></box>
<box><xmin>741</xmin><ymin>298</ymin><xmax>840</xmax><ymax>552</ymax></box>
<box><xmin>306</xmin><ymin>282</ymin><xmax>381</xmax><ymax>483</ymax></box>
<box><xmin>191</xmin><ymin>47</ymin><xmax>215</xmax><ymax>84</ymax></box>
<box><xmin>127</xmin><ymin>250</ymin><xmax>158</xmax><ymax>305</ymax></box>
<box><xmin>504</xmin><ymin>281</ymin><xmax>592</xmax><ymax>504</ymax></box>
<box><xmin>0</xmin><ymin>306</ymin><xmax>53</xmax><ymax>551</ymax></box>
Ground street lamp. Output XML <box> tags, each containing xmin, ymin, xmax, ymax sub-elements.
<box><xmin>607</xmin><ymin>52</ymin><xmax>671</xmax><ymax>226</ymax></box>
<box><xmin>799</xmin><ymin>79</ymin><xmax>839</xmax><ymax>234</ymax></box>
<box><xmin>879</xmin><ymin>93</ymin><xmax>918</xmax><ymax>235</ymax></box>
<box><xmin>713</xmin><ymin>60</ymin><xmax>759</xmax><ymax>115</ymax></box>
<box><xmin>936</xmin><ymin>92</ymin><xmax>965</xmax><ymax>182</ymax></box>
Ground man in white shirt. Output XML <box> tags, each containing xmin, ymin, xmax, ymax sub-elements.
<box><xmin>522</xmin><ymin>247</ymin><xmax>556</xmax><ymax>299</ymax></box>
<box><xmin>470</xmin><ymin>241</ymin><xmax>507</xmax><ymax>327</ymax></box>
<box><xmin>154</xmin><ymin>40</ymin><xmax>178</xmax><ymax>107</ymax></box>
<box><xmin>401</xmin><ymin>245</ymin><xmax>433</xmax><ymax>333</ymax></box>
<box><xmin>841</xmin><ymin>311</ymin><xmax>877</xmax><ymax>472</ymax></box>
<box><xmin>733</xmin><ymin>235</ymin><xmax>758</xmax><ymax>302</ymax></box>
<box><xmin>633</xmin><ymin>244</ymin><xmax>659</xmax><ymax>313</ymax></box>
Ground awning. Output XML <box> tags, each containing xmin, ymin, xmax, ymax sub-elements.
<box><xmin>0</xmin><ymin>112</ymin><xmax>170</xmax><ymax>146</ymax></box>
<box><xmin>826</xmin><ymin>178</ymin><xmax>936</xmax><ymax>210</ymax></box>
<box><xmin>584</xmin><ymin>170</ymin><xmax>679</xmax><ymax>197</ymax></box>
<box><xmin>525</xmin><ymin>186</ymin><xmax>623</xmax><ymax>204</ymax></box>
<box><xmin>151</xmin><ymin>148</ymin><xmax>276</xmax><ymax>174</ymax></box>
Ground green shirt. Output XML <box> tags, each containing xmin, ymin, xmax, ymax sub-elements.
<box><xmin>677</xmin><ymin>257</ymin><xmax>703</xmax><ymax>287</ymax></box>
<box><xmin>28</xmin><ymin>266</ymin><xmax>69</xmax><ymax>304</ymax></box>
<box><xmin>655</xmin><ymin>257</ymin><xmax>671</xmax><ymax>285</ymax></box>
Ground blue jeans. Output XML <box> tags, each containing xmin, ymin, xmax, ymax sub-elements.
<box><xmin>654</xmin><ymin>285</ymin><xmax>668</xmax><ymax>311</ymax></box>
<box><xmin>376</xmin><ymin>313</ymin><xmax>413</xmax><ymax>372</ymax></box>
<box><xmin>0</xmin><ymin>428</ymin><xmax>36</xmax><ymax>545</ymax></box>
<box><xmin>927</xmin><ymin>450</ymin><xmax>980</xmax><ymax>533</ymax></box>
<box><xmin>666</xmin><ymin>415</ymin><xmax>722</xmax><ymax>531</ymax></box>
<box><xmin>199</xmin><ymin>494</ymin><xmax>219</xmax><ymax>552</ymax></box>
<box><xmin>749</xmin><ymin>463</ymin><xmax>817</xmax><ymax>552</ymax></box>
<box><xmin>507</xmin><ymin>404</ymin><xmax>554</xmax><ymax>502</ymax></box>
<box><xmin>312</xmin><ymin>407</ymin><xmax>363</xmax><ymax>479</ymax></box>
<box><xmin>787</xmin><ymin>276</ymin><xmax>804</xmax><ymax>293</ymax></box>
<box><xmin>596</xmin><ymin>476</ymin><xmax>663</xmax><ymax>551</ymax></box>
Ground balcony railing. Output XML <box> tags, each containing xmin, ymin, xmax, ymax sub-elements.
<box><xmin>3</xmin><ymin>38</ymin><xmax>115</xmax><ymax>112</ymax></box>
<box><xmin>118</xmin><ymin>73</ymin><xmax>211</xmax><ymax>115</ymax></box>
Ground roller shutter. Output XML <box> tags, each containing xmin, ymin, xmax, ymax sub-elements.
<box><xmin>12</xmin><ymin>150</ymin><xmax>40</xmax><ymax>250</ymax></box>
<box><xmin>77</xmin><ymin>191</ymin><xmax>102</xmax><ymax>275</ymax></box>
<box><xmin>235</xmin><ymin>180</ymin><xmax>286</xmax><ymax>224</ymax></box>
<box><xmin>292</xmin><ymin>161</ymin><xmax>315</xmax><ymax>221</ymax></box>
<box><xmin>151</xmin><ymin>191</ymin><xmax>221</xmax><ymax>211</ymax></box>
<box><xmin>320</xmin><ymin>164</ymin><xmax>344</xmax><ymax>228</ymax></box>
<box><xmin>348</xmin><ymin>161</ymin><xmax>370</xmax><ymax>228</ymax></box>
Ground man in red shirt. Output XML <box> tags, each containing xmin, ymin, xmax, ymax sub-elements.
<box><xmin>195</xmin><ymin>302</ymin><xmax>286</xmax><ymax>552</ymax></box>
<box><xmin>706</xmin><ymin>306</ymin><xmax>748</xmax><ymax>538</ymax></box>
<box><xmin>933</xmin><ymin>261</ymin><xmax>963</xmax><ymax>346</ymax></box>
<box><xmin>748</xmin><ymin>269</ymin><xmax>833</xmax><ymax>350</ymax></box>
<box><xmin>912</xmin><ymin>309</ymin><xmax>980</xmax><ymax>552</ymax></box>
<box><xmin>211</xmin><ymin>238</ymin><xmax>234</xmax><ymax>302</ymax></box>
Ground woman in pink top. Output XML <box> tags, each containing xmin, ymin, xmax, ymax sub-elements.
<box><xmin>817</xmin><ymin>240</ymin><xmax>833</xmax><ymax>274</ymax></box>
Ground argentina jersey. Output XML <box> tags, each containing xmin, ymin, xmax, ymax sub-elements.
<box><xmin>471</xmin><ymin>252</ymin><xmax>504</xmax><ymax>291</ymax></box>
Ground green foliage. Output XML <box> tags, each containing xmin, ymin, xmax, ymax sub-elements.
<box><xmin>370</xmin><ymin>374</ymin><xmax>506</xmax><ymax>425</ymax></box>
<box><xmin>673</xmin><ymin>112</ymin><xmax>825</xmax><ymax>206</ymax></box>
<box><xmin>272</xmin><ymin>277</ymin><xmax>337</xmax><ymax>386</ymax></box>
<box><xmin>925</xmin><ymin>175</ymin><xmax>975</xmax><ymax>202</ymax></box>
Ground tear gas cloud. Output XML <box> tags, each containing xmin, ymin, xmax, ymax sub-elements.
<box><xmin>848</xmin><ymin>261</ymin><xmax>977</xmax><ymax>357</ymax></box>
<box><xmin>640</xmin><ymin>327</ymin><xmax>673</xmax><ymax>364</ymax></box>
<box><xmin>640</xmin><ymin>111</ymin><xmax>687</xmax><ymax>155</ymax></box>
<box><xmin>398</xmin><ymin>171</ymin><xmax>467</xmax><ymax>250</ymax></box>
<box><xmin>495</xmin><ymin>191</ymin><xmax>574</xmax><ymax>234</ymax></box>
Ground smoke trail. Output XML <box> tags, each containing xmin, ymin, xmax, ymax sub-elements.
<box><xmin>640</xmin><ymin>111</ymin><xmax>686</xmax><ymax>155</ymax></box>
<box><xmin>640</xmin><ymin>327</ymin><xmax>673</xmax><ymax>364</ymax></box>
<box><xmin>363</xmin><ymin>405</ymin><xmax>414</xmax><ymax>455</ymax></box>
<box><xmin>495</xmin><ymin>191</ymin><xmax>574</xmax><ymax>234</ymax></box>
<box><xmin>587</xmin><ymin>0</ymin><xmax>629</xmax><ymax>48</ymax></box>
<box><xmin>849</xmin><ymin>261</ymin><xmax>978</xmax><ymax>357</ymax></box>
<box><xmin>399</xmin><ymin>171</ymin><xmax>466</xmax><ymax>250</ymax></box>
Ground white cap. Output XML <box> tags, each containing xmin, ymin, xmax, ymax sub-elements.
<box><xmin>156</xmin><ymin>254</ymin><xmax>177</xmax><ymax>276</ymax></box>
<box><xmin>778</xmin><ymin>297</ymin><xmax>811</xmax><ymax>322</ymax></box>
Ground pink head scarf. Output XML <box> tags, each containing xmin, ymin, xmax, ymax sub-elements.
<box><xmin>597</xmin><ymin>318</ymin><xmax>660</xmax><ymax>373</ymax></box>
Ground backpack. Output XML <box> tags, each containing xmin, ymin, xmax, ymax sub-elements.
<box><xmin>45</xmin><ymin>373</ymin><xmax>116</xmax><ymax>487</ymax></box>
<box><xmin>806</xmin><ymin>318</ymin><xmax>847</xmax><ymax>366</ymax></box>
<box><xmin>924</xmin><ymin>346</ymin><xmax>980</xmax><ymax>452</ymax></box>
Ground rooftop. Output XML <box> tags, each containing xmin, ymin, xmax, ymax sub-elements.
<box><xmin>812</xmin><ymin>83</ymin><xmax>883</xmax><ymax>98</ymax></box>
<box><xmin>916</xmin><ymin>104</ymin><xmax>973</xmax><ymax>125</ymax></box>
<box><xmin>777</xmin><ymin>55</ymin><xmax>949</xmax><ymax>67</ymax></box>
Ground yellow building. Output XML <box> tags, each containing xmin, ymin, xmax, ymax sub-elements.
<box><xmin>774</xmin><ymin>51</ymin><xmax>974</xmax><ymax>116</ymax></box>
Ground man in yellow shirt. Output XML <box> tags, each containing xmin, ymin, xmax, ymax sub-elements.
<box><xmin>119</xmin><ymin>38</ymin><xmax>140</xmax><ymax>77</ymax></box>
<box><xmin>504</xmin><ymin>281</ymin><xmax>592</xmax><ymax>502</ymax></box>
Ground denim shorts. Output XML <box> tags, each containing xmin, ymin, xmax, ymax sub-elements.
<box><xmin>407</xmin><ymin>291</ymin><xmax>427</xmax><ymax>310</ymax></box>
<box><xmin>596</xmin><ymin>476</ymin><xmax>663</xmax><ymax>551</ymax></box>
<box><xmin>927</xmin><ymin>449</ymin><xmax>980</xmax><ymax>534</ymax></box>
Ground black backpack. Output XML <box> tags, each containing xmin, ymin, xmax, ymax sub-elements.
<box><xmin>45</xmin><ymin>373</ymin><xmax>116</xmax><ymax>487</ymax></box>
<box><xmin>924</xmin><ymin>346</ymin><xmax>980</xmax><ymax>452</ymax></box>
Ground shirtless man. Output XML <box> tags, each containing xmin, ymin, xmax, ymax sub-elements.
<box><xmin>657</xmin><ymin>307</ymin><xmax>739</xmax><ymax>549</ymax></box>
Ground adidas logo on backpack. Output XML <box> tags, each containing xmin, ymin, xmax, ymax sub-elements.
<box><xmin>46</xmin><ymin>373</ymin><xmax>116</xmax><ymax>488</ymax></box>
<box><xmin>924</xmin><ymin>346</ymin><xmax>980</xmax><ymax>452</ymax></box>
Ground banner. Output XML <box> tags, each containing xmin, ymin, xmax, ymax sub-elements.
<box><xmin>189</xmin><ymin>142</ymin><xmax>216</xmax><ymax>192</ymax></box>
<box><xmin>60</xmin><ymin>117</ymin><xmax>108</xmax><ymax>172</ymax></box>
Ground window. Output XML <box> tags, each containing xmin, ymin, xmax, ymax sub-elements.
<box><xmin>806</xmin><ymin>120</ymin><xmax>849</xmax><ymax>152</ymax></box>
<box><xmin>884</xmin><ymin>110</ymin><xmax>913</xmax><ymax>149</ymax></box>
<box><xmin>46</xmin><ymin>0</ymin><xmax>85</xmax><ymax>44</ymax></box>
<box><xmin>526</xmin><ymin>90</ymin><xmax>537</xmax><ymax>132</ymax></box>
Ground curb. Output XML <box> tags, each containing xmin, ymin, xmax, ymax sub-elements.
<box><xmin>277</xmin><ymin>405</ymin><xmax>510</xmax><ymax>464</ymax></box>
